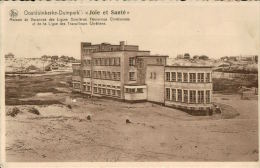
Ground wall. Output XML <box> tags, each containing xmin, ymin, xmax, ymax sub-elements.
<box><xmin>146</xmin><ymin>65</ymin><xmax>165</xmax><ymax>103</ymax></box>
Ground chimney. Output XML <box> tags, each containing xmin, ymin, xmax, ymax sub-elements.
<box><xmin>120</xmin><ymin>41</ymin><xmax>125</xmax><ymax>50</ymax></box>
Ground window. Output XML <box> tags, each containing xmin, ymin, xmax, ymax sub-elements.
<box><xmin>112</xmin><ymin>72</ymin><xmax>116</xmax><ymax>80</ymax></box>
<box><xmin>171</xmin><ymin>72</ymin><xmax>176</xmax><ymax>82</ymax></box>
<box><xmin>117</xmin><ymin>72</ymin><xmax>121</xmax><ymax>81</ymax></box>
<box><xmin>206</xmin><ymin>73</ymin><xmax>210</xmax><ymax>82</ymax></box>
<box><xmin>198</xmin><ymin>91</ymin><xmax>204</xmax><ymax>104</ymax></box>
<box><xmin>112</xmin><ymin>90</ymin><xmax>116</xmax><ymax>95</ymax></box>
<box><xmin>107</xmin><ymin>71</ymin><xmax>111</xmax><ymax>80</ymax></box>
<box><xmin>183</xmin><ymin>90</ymin><xmax>188</xmax><ymax>103</ymax></box>
<box><xmin>117</xmin><ymin>90</ymin><xmax>121</xmax><ymax>97</ymax></box>
<box><xmin>93</xmin><ymin>71</ymin><xmax>97</xmax><ymax>78</ymax></box>
<box><xmin>102</xmin><ymin>88</ymin><xmax>106</xmax><ymax>94</ymax></box>
<box><xmin>177</xmin><ymin>72</ymin><xmax>182</xmax><ymax>82</ymax></box>
<box><xmin>115</xmin><ymin>57</ymin><xmax>120</xmax><ymax>66</ymax></box>
<box><xmin>177</xmin><ymin>89</ymin><xmax>182</xmax><ymax>102</ymax></box>
<box><xmin>150</xmin><ymin>72</ymin><xmax>156</xmax><ymax>79</ymax></box>
<box><xmin>98</xmin><ymin>88</ymin><xmax>102</xmax><ymax>94</ymax></box>
<box><xmin>189</xmin><ymin>73</ymin><xmax>196</xmax><ymax>83</ymax></box>
<box><xmin>102</xmin><ymin>71</ymin><xmax>106</xmax><ymax>79</ymax></box>
<box><xmin>97</xmin><ymin>71</ymin><xmax>101</xmax><ymax>79</ymax></box>
<box><xmin>183</xmin><ymin>73</ymin><xmax>188</xmax><ymax>82</ymax></box>
<box><xmin>189</xmin><ymin>90</ymin><xmax>196</xmax><ymax>103</ymax></box>
<box><xmin>107</xmin><ymin>89</ymin><xmax>111</xmax><ymax>95</ymax></box>
<box><xmin>129</xmin><ymin>72</ymin><xmax>135</xmax><ymax>81</ymax></box>
<box><xmin>87</xmin><ymin>86</ymin><xmax>91</xmax><ymax>92</ymax></box>
<box><xmin>100</xmin><ymin>58</ymin><xmax>105</xmax><ymax>66</ymax></box>
<box><xmin>109</xmin><ymin>58</ymin><xmax>115</xmax><ymax>66</ymax></box>
<box><xmin>166</xmin><ymin>88</ymin><xmax>171</xmax><ymax>100</ymax></box>
<box><xmin>94</xmin><ymin>87</ymin><xmax>98</xmax><ymax>93</ymax></box>
<box><xmin>206</xmin><ymin>90</ymin><xmax>211</xmax><ymax>103</ymax></box>
<box><xmin>166</xmin><ymin>72</ymin><xmax>170</xmax><ymax>81</ymax></box>
<box><xmin>129</xmin><ymin>57</ymin><xmax>135</xmax><ymax>66</ymax></box>
<box><xmin>137</xmin><ymin>88</ymin><xmax>143</xmax><ymax>93</ymax></box>
<box><xmin>105</xmin><ymin>58</ymin><xmax>109</xmax><ymax>66</ymax></box>
<box><xmin>172</xmin><ymin>89</ymin><xmax>176</xmax><ymax>102</ymax></box>
<box><xmin>198</xmin><ymin>73</ymin><xmax>204</xmax><ymax>83</ymax></box>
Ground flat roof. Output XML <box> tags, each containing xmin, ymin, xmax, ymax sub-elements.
<box><xmin>136</xmin><ymin>55</ymin><xmax>169</xmax><ymax>57</ymax></box>
<box><xmin>165</xmin><ymin>65</ymin><xmax>213</xmax><ymax>68</ymax></box>
<box><xmin>91</xmin><ymin>50</ymin><xmax>150</xmax><ymax>53</ymax></box>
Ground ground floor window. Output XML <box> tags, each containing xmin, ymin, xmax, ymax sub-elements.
<box><xmin>102</xmin><ymin>88</ymin><xmax>106</xmax><ymax>94</ymax></box>
<box><xmin>198</xmin><ymin>90</ymin><xmax>204</xmax><ymax>103</ymax></box>
<box><xmin>172</xmin><ymin>89</ymin><xmax>176</xmax><ymax>102</ymax></box>
<box><xmin>183</xmin><ymin>90</ymin><xmax>188</xmax><ymax>103</ymax></box>
<box><xmin>94</xmin><ymin>87</ymin><xmax>97</xmax><ymax>93</ymax></box>
<box><xmin>177</xmin><ymin>89</ymin><xmax>182</xmax><ymax>102</ymax></box>
<box><xmin>166</xmin><ymin>88</ymin><xmax>170</xmax><ymax>100</ymax></box>
<box><xmin>87</xmin><ymin>86</ymin><xmax>91</xmax><ymax>92</ymax></box>
<box><xmin>112</xmin><ymin>89</ymin><xmax>116</xmax><ymax>96</ymax></box>
<box><xmin>137</xmin><ymin>88</ymin><xmax>143</xmax><ymax>93</ymax></box>
<box><xmin>117</xmin><ymin>90</ymin><xmax>121</xmax><ymax>97</ymax></box>
<box><xmin>206</xmin><ymin>90</ymin><xmax>211</xmax><ymax>103</ymax></box>
<box><xmin>189</xmin><ymin>90</ymin><xmax>196</xmax><ymax>103</ymax></box>
<box><xmin>107</xmin><ymin>89</ymin><xmax>111</xmax><ymax>95</ymax></box>
<box><xmin>98</xmin><ymin>88</ymin><xmax>102</xmax><ymax>94</ymax></box>
<box><xmin>73</xmin><ymin>83</ymin><xmax>80</xmax><ymax>89</ymax></box>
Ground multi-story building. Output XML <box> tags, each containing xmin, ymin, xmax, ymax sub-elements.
<box><xmin>164</xmin><ymin>66</ymin><xmax>212</xmax><ymax>114</ymax></box>
<box><xmin>72</xmin><ymin>41</ymin><xmax>213</xmax><ymax>115</ymax></box>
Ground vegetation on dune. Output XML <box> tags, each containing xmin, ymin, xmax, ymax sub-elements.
<box><xmin>5</xmin><ymin>73</ymin><xmax>71</xmax><ymax>105</ymax></box>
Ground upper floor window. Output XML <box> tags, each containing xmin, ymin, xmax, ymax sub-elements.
<box><xmin>166</xmin><ymin>72</ymin><xmax>170</xmax><ymax>81</ymax></box>
<box><xmin>198</xmin><ymin>73</ymin><xmax>204</xmax><ymax>83</ymax></box>
<box><xmin>171</xmin><ymin>72</ymin><xmax>176</xmax><ymax>82</ymax></box>
<box><xmin>189</xmin><ymin>73</ymin><xmax>196</xmax><ymax>83</ymax></box>
<box><xmin>129</xmin><ymin>57</ymin><xmax>135</xmax><ymax>66</ymax></box>
<box><xmin>129</xmin><ymin>72</ymin><xmax>135</xmax><ymax>81</ymax></box>
<box><xmin>177</xmin><ymin>72</ymin><xmax>182</xmax><ymax>82</ymax></box>
<box><xmin>206</xmin><ymin>73</ymin><xmax>211</xmax><ymax>83</ymax></box>
<box><xmin>183</xmin><ymin>73</ymin><xmax>188</xmax><ymax>82</ymax></box>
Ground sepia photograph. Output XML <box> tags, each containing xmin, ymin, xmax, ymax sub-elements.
<box><xmin>0</xmin><ymin>1</ymin><xmax>259</xmax><ymax>167</ymax></box>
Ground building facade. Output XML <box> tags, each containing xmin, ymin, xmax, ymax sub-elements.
<box><xmin>72</xmin><ymin>41</ymin><xmax>213</xmax><ymax>114</ymax></box>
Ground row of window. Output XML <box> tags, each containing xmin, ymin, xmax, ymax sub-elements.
<box><xmin>93</xmin><ymin>71</ymin><xmax>121</xmax><ymax>81</ymax></box>
<box><xmin>93</xmin><ymin>87</ymin><xmax>121</xmax><ymax>97</ymax></box>
<box><xmin>125</xmin><ymin>88</ymin><xmax>144</xmax><ymax>93</ymax></box>
<box><xmin>73</xmin><ymin>70</ymin><xmax>136</xmax><ymax>82</ymax></box>
<box><xmin>165</xmin><ymin>72</ymin><xmax>211</xmax><ymax>83</ymax></box>
<box><xmin>92</xmin><ymin>57</ymin><xmax>121</xmax><ymax>66</ymax></box>
<box><xmin>165</xmin><ymin>88</ymin><xmax>211</xmax><ymax>104</ymax></box>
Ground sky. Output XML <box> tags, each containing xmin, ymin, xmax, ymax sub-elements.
<box><xmin>1</xmin><ymin>2</ymin><xmax>260</xmax><ymax>59</ymax></box>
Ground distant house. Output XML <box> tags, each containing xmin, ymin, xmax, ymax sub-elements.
<box><xmin>51</xmin><ymin>56</ymin><xmax>59</xmax><ymax>62</ymax></box>
<box><xmin>199</xmin><ymin>55</ymin><xmax>209</xmax><ymax>60</ymax></box>
<box><xmin>25</xmin><ymin>65</ymin><xmax>41</xmax><ymax>73</ymax></box>
<box><xmin>5</xmin><ymin>53</ymin><xmax>14</xmax><ymax>59</ymax></box>
<box><xmin>183</xmin><ymin>53</ymin><xmax>190</xmax><ymax>59</ymax></box>
<box><xmin>45</xmin><ymin>62</ymin><xmax>59</xmax><ymax>71</ymax></box>
<box><xmin>41</xmin><ymin>55</ymin><xmax>52</xmax><ymax>61</ymax></box>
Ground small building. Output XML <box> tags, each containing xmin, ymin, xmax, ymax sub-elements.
<box><xmin>51</xmin><ymin>56</ymin><xmax>59</xmax><ymax>62</ymax></box>
<box><xmin>45</xmin><ymin>62</ymin><xmax>59</xmax><ymax>71</ymax></box>
<box><xmin>5</xmin><ymin>53</ymin><xmax>14</xmax><ymax>59</ymax></box>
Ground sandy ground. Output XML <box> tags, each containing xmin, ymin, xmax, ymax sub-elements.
<box><xmin>5</xmin><ymin>92</ymin><xmax>258</xmax><ymax>162</ymax></box>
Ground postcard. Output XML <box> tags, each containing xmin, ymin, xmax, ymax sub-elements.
<box><xmin>0</xmin><ymin>1</ymin><xmax>259</xmax><ymax>168</ymax></box>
